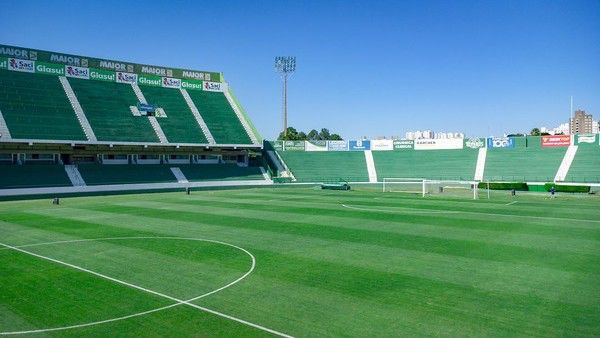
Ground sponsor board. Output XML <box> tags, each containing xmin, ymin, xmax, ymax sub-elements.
<box><xmin>268</xmin><ymin>141</ymin><xmax>284</xmax><ymax>151</ymax></box>
<box><xmin>0</xmin><ymin>44</ymin><xmax>222</xmax><ymax>82</ymax></box>
<box><xmin>35</xmin><ymin>61</ymin><xmax>64</xmax><ymax>75</ymax></box>
<box><xmin>305</xmin><ymin>140</ymin><xmax>328</xmax><ymax>151</ymax></box>
<box><xmin>487</xmin><ymin>137</ymin><xmax>514</xmax><ymax>148</ymax></box>
<box><xmin>574</xmin><ymin>134</ymin><xmax>598</xmax><ymax>145</ymax></box>
<box><xmin>349</xmin><ymin>140</ymin><xmax>371</xmax><ymax>151</ymax></box>
<box><xmin>203</xmin><ymin>81</ymin><xmax>225</xmax><ymax>92</ymax></box>
<box><xmin>541</xmin><ymin>135</ymin><xmax>570</xmax><ymax>147</ymax></box>
<box><xmin>393</xmin><ymin>139</ymin><xmax>414</xmax><ymax>150</ymax></box>
<box><xmin>464</xmin><ymin>137</ymin><xmax>485</xmax><ymax>149</ymax></box>
<box><xmin>283</xmin><ymin>140</ymin><xmax>305</xmax><ymax>151</ymax></box>
<box><xmin>0</xmin><ymin>57</ymin><xmax>6</xmax><ymax>69</ymax></box>
<box><xmin>327</xmin><ymin>140</ymin><xmax>348</xmax><ymax>151</ymax></box>
<box><xmin>181</xmin><ymin>79</ymin><xmax>203</xmax><ymax>91</ymax></box>
<box><xmin>8</xmin><ymin>58</ymin><xmax>35</xmax><ymax>73</ymax></box>
<box><xmin>90</xmin><ymin>68</ymin><xmax>115</xmax><ymax>82</ymax></box>
<box><xmin>65</xmin><ymin>65</ymin><xmax>89</xmax><ymax>79</ymax></box>
<box><xmin>162</xmin><ymin>77</ymin><xmax>182</xmax><ymax>89</ymax></box>
<box><xmin>116</xmin><ymin>71</ymin><xmax>138</xmax><ymax>84</ymax></box>
<box><xmin>138</xmin><ymin>74</ymin><xmax>162</xmax><ymax>87</ymax></box>
<box><xmin>371</xmin><ymin>139</ymin><xmax>394</xmax><ymax>151</ymax></box>
<box><xmin>414</xmin><ymin>138</ymin><xmax>463</xmax><ymax>150</ymax></box>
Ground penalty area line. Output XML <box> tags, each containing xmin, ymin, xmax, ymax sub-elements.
<box><xmin>0</xmin><ymin>241</ymin><xmax>293</xmax><ymax>338</ymax></box>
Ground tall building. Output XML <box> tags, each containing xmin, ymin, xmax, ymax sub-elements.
<box><xmin>570</xmin><ymin>110</ymin><xmax>594</xmax><ymax>134</ymax></box>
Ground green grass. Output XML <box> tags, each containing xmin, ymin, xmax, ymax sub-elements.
<box><xmin>0</xmin><ymin>187</ymin><xmax>599</xmax><ymax>337</ymax></box>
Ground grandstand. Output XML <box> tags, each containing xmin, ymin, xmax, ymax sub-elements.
<box><xmin>0</xmin><ymin>44</ymin><xmax>266</xmax><ymax>194</ymax></box>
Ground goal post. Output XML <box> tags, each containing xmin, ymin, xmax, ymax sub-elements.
<box><xmin>382</xmin><ymin>178</ymin><xmax>480</xmax><ymax>199</ymax></box>
<box><xmin>382</xmin><ymin>178</ymin><xmax>427</xmax><ymax>197</ymax></box>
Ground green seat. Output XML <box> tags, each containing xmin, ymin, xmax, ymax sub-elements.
<box><xmin>483</xmin><ymin>148</ymin><xmax>566</xmax><ymax>182</ymax></box>
<box><xmin>278</xmin><ymin>151</ymin><xmax>369</xmax><ymax>182</ymax></box>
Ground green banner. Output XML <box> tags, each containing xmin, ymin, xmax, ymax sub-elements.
<box><xmin>268</xmin><ymin>141</ymin><xmax>283</xmax><ymax>151</ymax></box>
<box><xmin>0</xmin><ymin>57</ymin><xmax>7</xmax><ymax>69</ymax></box>
<box><xmin>0</xmin><ymin>44</ymin><xmax>222</xmax><ymax>82</ymax></box>
<box><xmin>464</xmin><ymin>137</ymin><xmax>485</xmax><ymax>149</ymax></box>
<box><xmin>573</xmin><ymin>134</ymin><xmax>598</xmax><ymax>146</ymax></box>
<box><xmin>89</xmin><ymin>68</ymin><xmax>115</xmax><ymax>82</ymax></box>
<box><xmin>181</xmin><ymin>78</ymin><xmax>203</xmax><ymax>91</ymax></box>
<box><xmin>138</xmin><ymin>74</ymin><xmax>162</xmax><ymax>87</ymax></box>
<box><xmin>393</xmin><ymin>139</ymin><xmax>414</xmax><ymax>150</ymax></box>
<box><xmin>35</xmin><ymin>61</ymin><xmax>64</xmax><ymax>75</ymax></box>
<box><xmin>283</xmin><ymin>141</ymin><xmax>305</xmax><ymax>151</ymax></box>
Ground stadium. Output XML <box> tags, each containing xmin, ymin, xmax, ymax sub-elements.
<box><xmin>1</xmin><ymin>4</ymin><xmax>599</xmax><ymax>337</ymax></box>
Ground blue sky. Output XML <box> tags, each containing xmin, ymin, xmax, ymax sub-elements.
<box><xmin>1</xmin><ymin>0</ymin><xmax>599</xmax><ymax>140</ymax></box>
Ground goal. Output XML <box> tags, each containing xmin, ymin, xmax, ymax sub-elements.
<box><xmin>382</xmin><ymin>178</ymin><xmax>479</xmax><ymax>199</ymax></box>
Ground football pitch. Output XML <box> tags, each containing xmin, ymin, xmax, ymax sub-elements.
<box><xmin>0</xmin><ymin>187</ymin><xmax>599</xmax><ymax>337</ymax></box>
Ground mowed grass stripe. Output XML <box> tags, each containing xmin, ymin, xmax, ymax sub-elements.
<box><xmin>107</xmin><ymin>200</ymin><xmax>600</xmax><ymax>260</ymax></box>
<box><xmin>154</xmin><ymin>194</ymin><xmax>600</xmax><ymax>238</ymax></box>
<box><xmin>30</xmin><ymin>204</ymin><xmax>600</xmax><ymax>307</ymax></box>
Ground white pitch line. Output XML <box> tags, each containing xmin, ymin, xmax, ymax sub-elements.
<box><xmin>505</xmin><ymin>201</ymin><xmax>518</xmax><ymax>206</ymax></box>
<box><xmin>341</xmin><ymin>204</ymin><xmax>461</xmax><ymax>215</ymax></box>
<box><xmin>0</xmin><ymin>239</ymin><xmax>293</xmax><ymax>338</ymax></box>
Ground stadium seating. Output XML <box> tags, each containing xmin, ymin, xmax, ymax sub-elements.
<box><xmin>178</xmin><ymin>164</ymin><xmax>264</xmax><ymax>181</ymax></box>
<box><xmin>483</xmin><ymin>148</ymin><xmax>566</xmax><ymax>182</ymax></box>
<box><xmin>565</xmin><ymin>147</ymin><xmax>600</xmax><ymax>182</ymax></box>
<box><xmin>68</xmin><ymin>79</ymin><xmax>159</xmax><ymax>142</ymax></box>
<box><xmin>278</xmin><ymin>151</ymin><xmax>369</xmax><ymax>182</ymax></box>
<box><xmin>0</xmin><ymin>71</ymin><xmax>86</xmax><ymax>140</ymax></box>
<box><xmin>138</xmin><ymin>86</ymin><xmax>208</xmax><ymax>144</ymax></box>
<box><xmin>0</xmin><ymin>164</ymin><xmax>72</xmax><ymax>189</ymax></box>
<box><xmin>186</xmin><ymin>90</ymin><xmax>252</xmax><ymax>144</ymax></box>
<box><xmin>77</xmin><ymin>164</ymin><xmax>176</xmax><ymax>185</ymax></box>
<box><xmin>372</xmin><ymin>149</ymin><xmax>478</xmax><ymax>181</ymax></box>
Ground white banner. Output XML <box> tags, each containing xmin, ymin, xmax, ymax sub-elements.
<box><xmin>116</xmin><ymin>71</ymin><xmax>138</xmax><ymax>84</ymax></box>
<box><xmin>162</xmin><ymin>77</ymin><xmax>181</xmax><ymax>89</ymax></box>
<box><xmin>8</xmin><ymin>58</ymin><xmax>34</xmax><ymax>73</ymax></box>
<box><xmin>65</xmin><ymin>65</ymin><xmax>89</xmax><ymax>79</ymax></box>
<box><xmin>414</xmin><ymin>138</ymin><xmax>464</xmax><ymax>150</ymax></box>
<box><xmin>203</xmin><ymin>81</ymin><xmax>226</xmax><ymax>92</ymax></box>
<box><xmin>370</xmin><ymin>139</ymin><xmax>394</xmax><ymax>151</ymax></box>
<box><xmin>304</xmin><ymin>141</ymin><xmax>327</xmax><ymax>151</ymax></box>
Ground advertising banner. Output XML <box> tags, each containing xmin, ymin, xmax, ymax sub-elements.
<box><xmin>35</xmin><ymin>61</ymin><xmax>64</xmax><ymax>76</ymax></box>
<box><xmin>268</xmin><ymin>141</ymin><xmax>283</xmax><ymax>151</ymax></box>
<box><xmin>65</xmin><ymin>65</ymin><xmax>89</xmax><ymax>79</ymax></box>
<box><xmin>371</xmin><ymin>139</ymin><xmax>394</xmax><ymax>151</ymax></box>
<box><xmin>573</xmin><ymin>134</ymin><xmax>598</xmax><ymax>146</ymax></box>
<box><xmin>349</xmin><ymin>140</ymin><xmax>371</xmax><ymax>151</ymax></box>
<box><xmin>162</xmin><ymin>77</ymin><xmax>182</xmax><ymax>89</ymax></box>
<box><xmin>8</xmin><ymin>58</ymin><xmax>34</xmax><ymax>73</ymax></box>
<box><xmin>138</xmin><ymin>74</ymin><xmax>162</xmax><ymax>87</ymax></box>
<box><xmin>541</xmin><ymin>135</ymin><xmax>570</xmax><ymax>147</ymax></box>
<box><xmin>464</xmin><ymin>137</ymin><xmax>485</xmax><ymax>149</ymax></box>
<box><xmin>393</xmin><ymin>139</ymin><xmax>414</xmax><ymax>150</ymax></box>
<box><xmin>305</xmin><ymin>140</ymin><xmax>327</xmax><ymax>151</ymax></box>
<box><xmin>283</xmin><ymin>141</ymin><xmax>305</xmax><ymax>151</ymax></box>
<box><xmin>487</xmin><ymin>137</ymin><xmax>515</xmax><ymax>148</ymax></box>
<box><xmin>90</xmin><ymin>68</ymin><xmax>115</xmax><ymax>82</ymax></box>
<box><xmin>116</xmin><ymin>71</ymin><xmax>138</xmax><ymax>84</ymax></box>
<box><xmin>0</xmin><ymin>57</ymin><xmax>6</xmax><ymax>69</ymax></box>
<box><xmin>0</xmin><ymin>44</ymin><xmax>222</xmax><ymax>83</ymax></box>
<box><xmin>414</xmin><ymin>138</ymin><xmax>464</xmax><ymax>150</ymax></box>
<box><xmin>203</xmin><ymin>81</ymin><xmax>226</xmax><ymax>92</ymax></box>
<box><xmin>181</xmin><ymin>79</ymin><xmax>203</xmax><ymax>91</ymax></box>
<box><xmin>327</xmin><ymin>140</ymin><xmax>348</xmax><ymax>151</ymax></box>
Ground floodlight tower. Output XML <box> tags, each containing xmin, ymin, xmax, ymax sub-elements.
<box><xmin>275</xmin><ymin>56</ymin><xmax>296</xmax><ymax>137</ymax></box>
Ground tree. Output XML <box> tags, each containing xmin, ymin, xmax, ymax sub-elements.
<box><xmin>530</xmin><ymin>128</ymin><xmax>541</xmax><ymax>136</ymax></box>
<box><xmin>307</xmin><ymin>129</ymin><xmax>319</xmax><ymax>140</ymax></box>
<box><xmin>329</xmin><ymin>133</ymin><xmax>343</xmax><ymax>140</ymax></box>
<box><xmin>319</xmin><ymin>128</ymin><xmax>331</xmax><ymax>140</ymax></box>
<box><xmin>277</xmin><ymin>127</ymin><xmax>299</xmax><ymax>141</ymax></box>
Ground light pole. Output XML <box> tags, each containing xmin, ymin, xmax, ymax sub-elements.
<box><xmin>275</xmin><ymin>56</ymin><xmax>296</xmax><ymax>137</ymax></box>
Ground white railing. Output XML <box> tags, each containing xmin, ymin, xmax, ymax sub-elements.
<box><xmin>59</xmin><ymin>77</ymin><xmax>97</xmax><ymax>141</ymax></box>
<box><xmin>180</xmin><ymin>89</ymin><xmax>215</xmax><ymax>144</ymax></box>
<box><xmin>474</xmin><ymin>147</ymin><xmax>487</xmax><ymax>181</ymax></box>
<box><xmin>554</xmin><ymin>145</ymin><xmax>578</xmax><ymax>182</ymax></box>
<box><xmin>0</xmin><ymin>109</ymin><xmax>12</xmax><ymax>140</ymax></box>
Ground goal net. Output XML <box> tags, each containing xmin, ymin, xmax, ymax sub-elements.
<box><xmin>382</xmin><ymin>178</ymin><xmax>479</xmax><ymax>199</ymax></box>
